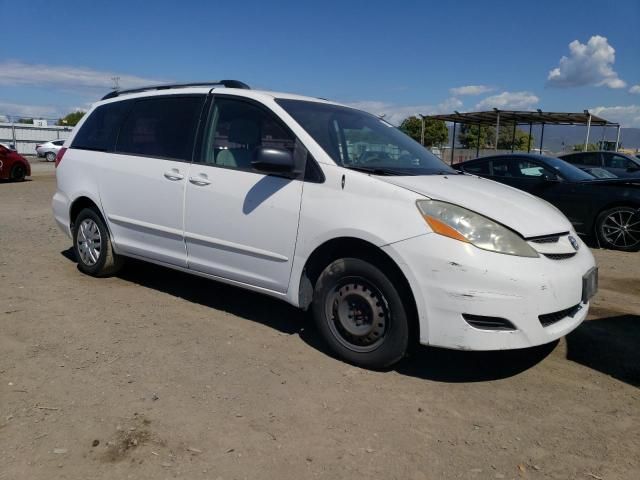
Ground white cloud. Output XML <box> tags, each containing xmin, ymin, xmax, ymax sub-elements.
<box><xmin>547</xmin><ymin>35</ymin><xmax>626</xmax><ymax>89</ymax></box>
<box><xmin>0</xmin><ymin>61</ymin><xmax>163</xmax><ymax>90</ymax></box>
<box><xmin>0</xmin><ymin>101</ymin><xmax>60</xmax><ymax>118</ymax></box>
<box><xmin>475</xmin><ymin>91</ymin><xmax>539</xmax><ymax>110</ymax></box>
<box><xmin>449</xmin><ymin>85</ymin><xmax>494</xmax><ymax>96</ymax></box>
<box><xmin>630</xmin><ymin>85</ymin><xmax>640</xmax><ymax>94</ymax></box>
<box><xmin>590</xmin><ymin>105</ymin><xmax>640</xmax><ymax>128</ymax></box>
<box><xmin>346</xmin><ymin>97</ymin><xmax>464</xmax><ymax>125</ymax></box>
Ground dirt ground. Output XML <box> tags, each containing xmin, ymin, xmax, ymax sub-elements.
<box><xmin>1</xmin><ymin>163</ymin><xmax>639</xmax><ymax>480</ymax></box>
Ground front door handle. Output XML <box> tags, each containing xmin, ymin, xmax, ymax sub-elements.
<box><xmin>163</xmin><ymin>169</ymin><xmax>184</xmax><ymax>181</ymax></box>
<box><xmin>189</xmin><ymin>175</ymin><xmax>211</xmax><ymax>186</ymax></box>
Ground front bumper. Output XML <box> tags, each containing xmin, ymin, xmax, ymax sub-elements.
<box><xmin>382</xmin><ymin>233</ymin><xmax>596</xmax><ymax>351</ymax></box>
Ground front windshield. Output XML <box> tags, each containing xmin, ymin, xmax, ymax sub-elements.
<box><xmin>276</xmin><ymin>99</ymin><xmax>455</xmax><ymax>175</ymax></box>
<box><xmin>542</xmin><ymin>155</ymin><xmax>595</xmax><ymax>182</ymax></box>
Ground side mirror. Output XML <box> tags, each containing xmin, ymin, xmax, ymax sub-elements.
<box><xmin>627</xmin><ymin>165</ymin><xmax>640</xmax><ymax>172</ymax></box>
<box><xmin>542</xmin><ymin>173</ymin><xmax>560</xmax><ymax>183</ymax></box>
<box><xmin>252</xmin><ymin>146</ymin><xmax>296</xmax><ymax>176</ymax></box>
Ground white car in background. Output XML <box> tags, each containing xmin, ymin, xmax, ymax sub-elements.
<box><xmin>36</xmin><ymin>140</ymin><xmax>65</xmax><ymax>162</ymax></box>
<box><xmin>52</xmin><ymin>81</ymin><xmax>597</xmax><ymax>369</ymax></box>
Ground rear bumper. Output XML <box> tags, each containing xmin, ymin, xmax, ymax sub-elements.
<box><xmin>52</xmin><ymin>191</ymin><xmax>72</xmax><ymax>238</ymax></box>
<box><xmin>382</xmin><ymin>233</ymin><xmax>596</xmax><ymax>351</ymax></box>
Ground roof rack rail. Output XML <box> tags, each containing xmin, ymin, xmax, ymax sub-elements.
<box><xmin>101</xmin><ymin>80</ymin><xmax>250</xmax><ymax>100</ymax></box>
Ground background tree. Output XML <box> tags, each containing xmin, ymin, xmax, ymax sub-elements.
<box><xmin>17</xmin><ymin>118</ymin><xmax>34</xmax><ymax>124</ymax></box>
<box><xmin>400</xmin><ymin>116</ymin><xmax>448</xmax><ymax>146</ymax></box>
<box><xmin>572</xmin><ymin>143</ymin><xmax>598</xmax><ymax>152</ymax></box>
<box><xmin>457</xmin><ymin>124</ymin><xmax>495</xmax><ymax>149</ymax></box>
<box><xmin>57</xmin><ymin>111</ymin><xmax>85</xmax><ymax>126</ymax></box>
<box><xmin>497</xmin><ymin>125</ymin><xmax>534</xmax><ymax>150</ymax></box>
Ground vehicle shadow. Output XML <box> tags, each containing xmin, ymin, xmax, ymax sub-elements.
<box><xmin>393</xmin><ymin>342</ymin><xmax>557</xmax><ymax>383</ymax></box>
<box><xmin>565</xmin><ymin>314</ymin><xmax>640</xmax><ymax>387</ymax></box>
<box><xmin>59</xmin><ymin>249</ymin><xmax>556</xmax><ymax>382</ymax></box>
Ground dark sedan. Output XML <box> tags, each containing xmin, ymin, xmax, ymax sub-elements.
<box><xmin>559</xmin><ymin>150</ymin><xmax>640</xmax><ymax>178</ymax></box>
<box><xmin>456</xmin><ymin>153</ymin><xmax>640</xmax><ymax>251</ymax></box>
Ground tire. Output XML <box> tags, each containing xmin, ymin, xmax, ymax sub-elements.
<box><xmin>312</xmin><ymin>258</ymin><xmax>410</xmax><ymax>369</ymax></box>
<box><xmin>45</xmin><ymin>151</ymin><xmax>56</xmax><ymax>162</ymax></box>
<box><xmin>10</xmin><ymin>163</ymin><xmax>26</xmax><ymax>182</ymax></box>
<box><xmin>595</xmin><ymin>206</ymin><xmax>640</xmax><ymax>252</ymax></box>
<box><xmin>72</xmin><ymin>208</ymin><xmax>124</xmax><ymax>276</ymax></box>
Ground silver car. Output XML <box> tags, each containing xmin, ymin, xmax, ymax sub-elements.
<box><xmin>36</xmin><ymin>140</ymin><xmax>65</xmax><ymax>162</ymax></box>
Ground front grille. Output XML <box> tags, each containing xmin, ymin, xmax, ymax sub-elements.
<box><xmin>543</xmin><ymin>252</ymin><xmax>577</xmax><ymax>260</ymax></box>
<box><xmin>539</xmin><ymin>304</ymin><xmax>581</xmax><ymax>327</ymax></box>
<box><xmin>462</xmin><ymin>314</ymin><xmax>516</xmax><ymax>331</ymax></box>
<box><xmin>531</xmin><ymin>235</ymin><xmax>560</xmax><ymax>244</ymax></box>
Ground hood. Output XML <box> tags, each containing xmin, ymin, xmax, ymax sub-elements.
<box><xmin>586</xmin><ymin>178</ymin><xmax>640</xmax><ymax>187</ymax></box>
<box><xmin>378</xmin><ymin>174</ymin><xmax>572</xmax><ymax>238</ymax></box>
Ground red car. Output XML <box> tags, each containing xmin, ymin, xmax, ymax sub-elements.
<box><xmin>0</xmin><ymin>143</ymin><xmax>30</xmax><ymax>181</ymax></box>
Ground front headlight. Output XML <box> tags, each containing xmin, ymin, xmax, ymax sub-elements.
<box><xmin>417</xmin><ymin>200</ymin><xmax>538</xmax><ymax>258</ymax></box>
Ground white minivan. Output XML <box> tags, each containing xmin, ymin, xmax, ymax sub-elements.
<box><xmin>53</xmin><ymin>81</ymin><xmax>597</xmax><ymax>368</ymax></box>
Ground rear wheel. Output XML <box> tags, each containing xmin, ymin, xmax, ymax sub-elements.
<box><xmin>45</xmin><ymin>151</ymin><xmax>56</xmax><ymax>162</ymax></box>
<box><xmin>596</xmin><ymin>206</ymin><xmax>640</xmax><ymax>251</ymax></box>
<box><xmin>72</xmin><ymin>208</ymin><xmax>123</xmax><ymax>276</ymax></box>
<box><xmin>312</xmin><ymin>258</ymin><xmax>410</xmax><ymax>369</ymax></box>
<box><xmin>10</xmin><ymin>163</ymin><xmax>26</xmax><ymax>181</ymax></box>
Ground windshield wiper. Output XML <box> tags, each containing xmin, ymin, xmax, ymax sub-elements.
<box><xmin>343</xmin><ymin>165</ymin><xmax>410</xmax><ymax>176</ymax></box>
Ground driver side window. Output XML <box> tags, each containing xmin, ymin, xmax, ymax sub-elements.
<box><xmin>199</xmin><ymin>97</ymin><xmax>296</xmax><ymax>171</ymax></box>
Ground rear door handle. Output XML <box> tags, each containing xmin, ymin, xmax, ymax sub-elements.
<box><xmin>189</xmin><ymin>175</ymin><xmax>211</xmax><ymax>186</ymax></box>
<box><xmin>163</xmin><ymin>169</ymin><xmax>184</xmax><ymax>181</ymax></box>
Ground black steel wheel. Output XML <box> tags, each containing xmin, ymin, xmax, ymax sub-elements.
<box><xmin>596</xmin><ymin>206</ymin><xmax>640</xmax><ymax>252</ymax></box>
<box><xmin>312</xmin><ymin>258</ymin><xmax>410</xmax><ymax>369</ymax></box>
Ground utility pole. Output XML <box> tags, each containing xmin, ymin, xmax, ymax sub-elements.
<box><xmin>493</xmin><ymin>108</ymin><xmax>500</xmax><ymax>150</ymax></box>
<box><xmin>111</xmin><ymin>76</ymin><xmax>120</xmax><ymax>91</ymax></box>
<box><xmin>584</xmin><ymin>110</ymin><xmax>592</xmax><ymax>152</ymax></box>
<box><xmin>419</xmin><ymin>114</ymin><xmax>426</xmax><ymax>146</ymax></box>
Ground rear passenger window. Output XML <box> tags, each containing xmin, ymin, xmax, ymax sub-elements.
<box><xmin>71</xmin><ymin>101</ymin><xmax>129</xmax><ymax>152</ymax></box>
<box><xmin>116</xmin><ymin>96</ymin><xmax>204</xmax><ymax>161</ymax></box>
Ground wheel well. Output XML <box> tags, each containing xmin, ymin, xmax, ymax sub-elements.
<box><xmin>69</xmin><ymin>197</ymin><xmax>100</xmax><ymax>226</ymax></box>
<box><xmin>300</xmin><ymin>237</ymin><xmax>419</xmax><ymax>338</ymax></box>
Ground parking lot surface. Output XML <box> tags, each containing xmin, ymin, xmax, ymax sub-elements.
<box><xmin>1</xmin><ymin>165</ymin><xmax>639</xmax><ymax>479</ymax></box>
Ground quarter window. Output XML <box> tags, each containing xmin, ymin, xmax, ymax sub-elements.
<box><xmin>463</xmin><ymin>162</ymin><xmax>490</xmax><ymax>174</ymax></box>
<box><xmin>116</xmin><ymin>96</ymin><xmax>204</xmax><ymax>161</ymax></box>
<box><xmin>71</xmin><ymin>101</ymin><xmax>130</xmax><ymax>152</ymax></box>
<box><xmin>571</xmin><ymin>152</ymin><xmax>600</xmax><ymax>166</ymax></box>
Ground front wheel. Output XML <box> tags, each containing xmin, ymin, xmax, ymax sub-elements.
<box><xmin>45</xmin><ymin>151</ymin><xmax>56</xmax><ymax>162</ymax></box>
<box><xmin>10</xmin><ymin>163</ymin><xmax>26</xmax><ymax>181</ymax></box>
<box><xmin>312</xmin><ymin>258</ymin><xmax>410</xmax><ymax>369</ymax></box>
<box><xmin>596</xmin><ymin>206</ymin><xmax>640</xmax><ymax>251</ymax></box>
<box><xmin>72</xmin><ymin>208</ymin><xmax>124</xmax><ymax>276</ymax></box>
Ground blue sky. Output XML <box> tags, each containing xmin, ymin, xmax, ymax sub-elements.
<box><xmin>1</xmin><ymin>0</ymin><xmax>639</xmax><ymax>126</ymax></box>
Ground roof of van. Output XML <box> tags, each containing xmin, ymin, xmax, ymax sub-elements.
<box><xmin>97</xmin><ymin>83</ymin><xmax>343</xmax><ymax>108</ymax></box>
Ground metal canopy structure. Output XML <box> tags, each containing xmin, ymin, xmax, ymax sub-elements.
<box><xmin>422</xmin><ymin>109</ymin><xmax>621</xmax><ymax>163</ymax></box>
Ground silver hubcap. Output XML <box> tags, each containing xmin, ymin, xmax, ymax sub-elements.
<box><xmin>602</xmin><ymin>209</ymin><xmax>640</xmax><ymax>248</ymax></box>
<box><xmin>325</xmin><ymin>278</ymin><xmax>388</xmax><ymax>353</ymax></box>
<box><xmin>76</xmin><ymin>219</ymin><xmax>102</xmax><ymax>266</ymax></box>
